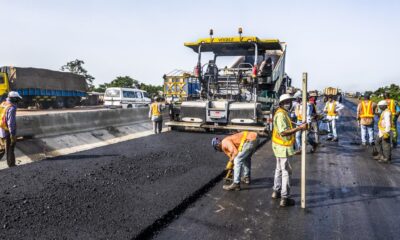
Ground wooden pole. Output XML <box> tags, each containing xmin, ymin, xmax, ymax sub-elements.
<box><xmin>301</xmin><ymin>73</ymin><xmax>308</xmax><ymax>209</ymax></box>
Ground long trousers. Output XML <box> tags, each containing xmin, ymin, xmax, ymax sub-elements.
<box><xmin>376</xmin><ymin>136</ymin><xmax>391</xmax><ymax>160</ymax></box>
<box><xmin>273</xmin><ymin>157</ymin><xmax>292</xmax><ymax>198</ymax></box>
<box><xmin>0</xmin><ymin>135</ymin><xmax>16</xmax><ymax>167</ymax></box>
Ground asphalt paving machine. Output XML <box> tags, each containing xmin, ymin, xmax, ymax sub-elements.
<box><xmin>167</xmin><ymin>29</ymin><xmax>291</xmax><ymax>135</ymax></box>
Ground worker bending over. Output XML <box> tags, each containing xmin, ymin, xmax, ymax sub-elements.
<box><xmin>384</xmin><ymin>91</ymin><xmax>400</xmax><ymax>148</ymax></box>
<box><xmin>0</xmin><ymin>92</ymin><xmax>22</xmax><ymax>167</ymax></box>
<box><xmin>272</xmin><ymin>94</ymin><xmax>307</xmax><ymax>207</ymax></box>
<box><xmin>324</xmin><ymin>95</ymin><xmax>344</xmax><ymax>142</ymax></box>
<box><xmin>357</xmin><ymin>94</ymin><xmax>377</xmax><ymax>146</ymax></box>
<box><xmin>149</xmin><ymin>97</ymin><xmax>163</xmax><ymax>134</ymax></box>
<box><xmin>374</xmin><ymin>100</ymin><xmax>392</xmax><ymax>163</ymax></box>
<box><xmin>212</xmin><ymin>131</ymin><xmax>258</xmax><ymax>191</ymax></box>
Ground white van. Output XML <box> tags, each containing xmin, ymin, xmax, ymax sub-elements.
<box><xmin>104</xmin><ymin>87</ymin><xmax>151</xmax><ymax>108</ymax></box>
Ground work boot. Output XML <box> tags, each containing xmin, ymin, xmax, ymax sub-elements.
<box><xmin>223</xmin><ymin>183</ymin><xmax>240</xmax><ymax>191</ymax></box>
<box><xmin>310</xmin><ymin>142</ymin><xmax>318</xmax><ymax>153</ymax></box>
<box><xmin>378</xmin><ymin>156</ymin><xmax>391</xmax><ymax>163</ymax></box>
<box><xmin>271</xmin><ymin>191</ymin><xmax>281</xmax><ymax>199</ymax></box>
<box><xmin>326</xmin><ymin>136</ymin><xmax>333</xmax><ymax>141</ymax></box>
<box><xmin>280</xmin><ymin>198</ymin><xmax>295</xmax><ymax>207</ymax></box>
<box><xmin>331</xmin><ymin>138</ymin><xmax>338</xmax><ymax>142</ymax></box>
<box><xmin>294</xmin><ymin>150</ymin><xmax>301</xmax><ymax>155</ymax></box>
<box><xmin>241</xmin><ymin>176</ymin><xmax>251</xmax><ymax>185</ymax></box>
<box><xmin>373</xmin><ymin>154</ymin><xmax>382</xmax><ymax>161</ymax></box>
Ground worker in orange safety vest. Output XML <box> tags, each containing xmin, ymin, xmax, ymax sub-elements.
<box><xmin>357</xmin><ymin>94</ymin><xmax>377</xmax><ymax>146</ymax></box>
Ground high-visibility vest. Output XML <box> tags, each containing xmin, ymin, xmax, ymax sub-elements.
<box><xmin>272</xmin><ymin>108</ymin><xmax>295</xmax><ymax>147</ymax></box>
<box><xmin>151</xmin><ymin>103</ymin><xmax>161</xmax><ymax>117</ymax></box>
<box><xmin>238</xmin><ymin>131</ymin><xmax>248</xmax><ymax>152</ymax></box>
<box><xmin>295</xmin><ymin>104</ymin><xmax>302</xmax><ymax>121</ymax></box>
<box><xmin>360</xmin><ymin>100</ymin><xmax>374</xmax><ymax>118</ymax></box>
<box><xmin>378</xmin><ymin>109</ymin><xmax>391</xmax><ymax>132</ymax></box>
<box><xmin>386</xmin><ymin>99</ymin><xmax>396</xmax><ymax>115</ymax></box>
<box><xmin>0</xmin><ymin>101</ymin><xmax>12</xmax><ymax>131</ymax></box>
<box><xmin>326</xmin><ymin>101</ymin><xmax>337</xmax><ymax>117</ymax></box>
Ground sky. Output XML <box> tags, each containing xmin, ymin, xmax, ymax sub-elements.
<box><xmin>1</xmin><ymin>0</ymin><xmax>400</xmax><ymax>92</ymax></box>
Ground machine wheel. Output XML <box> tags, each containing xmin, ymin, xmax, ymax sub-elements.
<box><xmin>53</xmin><ymin>97</ymin><xmax>65</xmax><ymax>109</ymax></box>
<box><xmin>127</xmin><ymin>104</ymin><xmax>133</xmax><ymax>109</ymax></box>
<box><xmin>36</xmin><ymin>101</ymin><xmax>51</xmax><ymax>109</ymax></box>
<box><xmin>65</xmin><ymin>97</ymin><xmax>77</xmax><ymax>108</ymax></box>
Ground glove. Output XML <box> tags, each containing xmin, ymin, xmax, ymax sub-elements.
<box><xmin>10</xmin><ymin>136</ymin><xmax>17</xmax><ymax>145</ymax></box>
<box><xmin>383</xmin><ymin>133</ymin><xmax>390</xmax><ymax>140</ymax></box>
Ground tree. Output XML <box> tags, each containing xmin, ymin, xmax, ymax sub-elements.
<box><xmin>371</xmin><ymin>83</ymin><xmax>400</xmax><ymax>102</ymax></box>
<box><xmin>139</xmin><ymin>83</ymin><xmax>163</xmax><ymax>97</ymax></box>
<box><xmin>108</xmin><ymin>76</ymin><xmax>139</xmax><ymax>88</ymax></box>
<box><xmin>61</xmin><ymin>59</ymin><xmax>95</xmax><ymax>89</ymax></box>
<box><xmin>92</xmin><ymin>75</ymin><xmax>163</xmax><ymax>97</ymax></box>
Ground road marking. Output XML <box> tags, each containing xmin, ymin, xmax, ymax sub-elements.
<box><xmin>215</xmin><ymin>204</ymin><xmax>225</xmax><ymax>213</ymax></box>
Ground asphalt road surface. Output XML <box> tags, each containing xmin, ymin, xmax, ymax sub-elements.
<box><xmin>0</xmin><ymin>132</ymin><xmax>226</xmax><ymax>240</ymax></box>
<box><xmin>154</xmin><ymin>99</ymin><xmax>400</xmax><ymax>240</ymax></box>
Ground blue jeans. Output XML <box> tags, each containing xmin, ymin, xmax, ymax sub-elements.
<box><xmin>233</xmin><ymin>140</ymin><xmax>257</xmax><ymax>184</ymax></box>
<box><xmin>361</xmin><ymin>124</ymin><xmax>374</xmax><ymax>144</ymax></box>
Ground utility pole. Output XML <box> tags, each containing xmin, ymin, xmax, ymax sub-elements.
<box><xmin>301</xmin><ymin>72</ymin><xmax>308</xmax><ymax>209</ymax></box>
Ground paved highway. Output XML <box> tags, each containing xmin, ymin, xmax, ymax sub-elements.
<box><xmin>154</xmin><ymin>99</ymin><xmax>400</xmax><ymax>240</ymax></box>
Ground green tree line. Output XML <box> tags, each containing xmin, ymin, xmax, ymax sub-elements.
<box><xmin>368</xmin><ymin>84</ymin><xmax>400</xmax><ymax>102</ymax></box>
<box><xmin>93</xmin><ymin>76</ymin><xmax>163</xmax><ymax>97</ymax></box>
<box><xmin>61</xmin><ymin>59</ymin><xmax>163</xmax><ymax>97</ymax></box>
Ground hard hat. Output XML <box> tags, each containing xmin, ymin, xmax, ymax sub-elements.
<box><xmin>279</xmin><ymin>94</ymin><xmax>294</xmax><ymax>103</ymax></box>
<box><xmin>8</xmin><ymin>91</ymin><xmax>22</xmax><ymax>99</ymax></box>
<box><xmin>211</xmin><ymin>137</ymin><xmax>221</xmax><ymax>151</ymax></box>
<box><xmin>378</xmin><ymin>100</ymin><xmax>388</xmax><ymax>106</ymax></box>
<box><xmin>293</xmin><ymin>91</ymin><xmax>302</xmax><ymax>99</ymax></box>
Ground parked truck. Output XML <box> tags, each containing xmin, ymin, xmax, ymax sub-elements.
<box><xmin>167</xmin><ymin>29</ymin><xmax>291</xmax><ymax>135</ymax></box>
<box><xmin>323</xmin><ymin>87</ymin><xmax>342</xmax><ymax>103</ymax></box>
<box><xmin>0</xmin><ymin>66</ymin><xmax>88</xmax><ymax>109</ymax></box>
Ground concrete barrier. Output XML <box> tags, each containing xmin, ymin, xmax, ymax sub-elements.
<box><xmin>16</xmin><ymin>107</ymin><xmax>165</xmax><ymax>138</ymax></box>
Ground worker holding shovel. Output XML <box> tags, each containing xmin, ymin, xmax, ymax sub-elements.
<box><xmin>211</xmin><ymin>131</ymin><xmax>258</xmax><ymax>191</ymax></box>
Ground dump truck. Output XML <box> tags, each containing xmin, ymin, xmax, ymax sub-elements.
<box><xmin>0</xmin><ymin>66</ymin><xmax>88</xmax><ymax>109</ymax></box>
<box><xmin>163</xmin><ymin>69</ymin><xmax>200</xmax><ymax>103</ymax></box>
<box><xmin>167</xmin><ymin>29</ymin><xmax>291</xmax><ymax>135</ymax></box>
<box><xmin>323</xmin><ymin>87</ymin><xmax>342</xmax><ymax>102</ymax></box>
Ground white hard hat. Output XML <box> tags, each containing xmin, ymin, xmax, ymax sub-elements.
<box><xmin>378</xmin><ymin>100</ymin><xmax>388</xmax><ymax>106</ymax></box>
<box><xmin>8</xmin><ymin>91</ymin><xmax>22</xmax><ymax>99</ymax></box>
<box><xmin>293</xmin><ymin>91</ymin><xmax>302</xmax><ymax>98</ymax></box>
<box><xmin>279</xmin><ymin>94</ymin><xmax>294</xmax><ymax>103</ymax></box>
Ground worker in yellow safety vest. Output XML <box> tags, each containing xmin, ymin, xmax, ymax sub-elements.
<box><xmin>323</xmin><ymin>95</ymin><xmax>344</xmax><ymax>142</ymax></box>
<box><xmin>148</xmin><ymin>96</ymin><xmax>164</xmax><ymax>134</ymax></box>
<box><xmin>271</xmin><ymin>94</ymin><xmax>307</xmax><ymax>207</ymax></box>
<box><xmin>374</xmin><ymin>100</ymin><xmax>392</xmax><ymax>163</ymax></box>
<box><xmin>0</xmin><ymin>91</ymin><xmax>22</xmax><ymax>167</ymax></box>
<box><xmin>357</xmin><ymin>94</ymin><xmax>377</xmax><ymax>146</ymax></box>
<box><xmin>383</xmin><ymin>91</ymin><xmax>399</xmax><ymax>148</ymax></box>
<box><xmin>211</xmin><ymin>131</ymin><xmax>258</xmax><ymax>191</ymax></box>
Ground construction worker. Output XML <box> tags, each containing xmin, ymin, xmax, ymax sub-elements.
<box><xmin>149</xmin><ymin>96</ymin><xmax>163</xmax><ymax>134</ymax></box>
<box><xmin>271</xmin><ymin>94</ymin><xmax>307</xmax><ymax>207</ymax></box>
<box><xmin>294</xmin><ymin>96</ymin><xmax>317</xmax><ymax>153</ymax></box>
<box><xmin>309</xmin><ymin>95</ymin><xmax>320</xmax><ymax>144</ymax></box>
<box><xmin>374</xmin><ymin>100</ymin><xmax>392</xmax><ymax>163</ymax></box>
<box><xmin>211</xmin><ymin>131</ymin><xmax>258</xmax><ymax>191</ymax></box>
<box><xmin>324</xmin><ymin>95</ymin><xmax>344</xmax><ymax>142</ymax></box>
<box><xmin>0</xmin><ymin>91</ymin><xmax>22</xmax><ymax>167</ymax></box>
<box><xmin>383</xmin><ymin>92</ymin><xmax>399</xmax><ymax>148</ymax></box>
<box><xmin>357</xmin><ymin>94</ymin><xmax>377</xmax><ymax>146</ymax></box>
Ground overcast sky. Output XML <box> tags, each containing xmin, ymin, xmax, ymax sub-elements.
<box><xmin>1</xmin><ymin>0</ymin><xmax>400</xmax><ymax>91</ymax></box>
